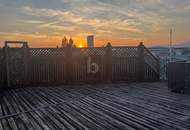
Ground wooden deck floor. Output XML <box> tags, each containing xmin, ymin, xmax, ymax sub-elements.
<box><xmin>0</xmin><ymin>82</ymin><xmax>190</xmax><ymax>130</ymax></box>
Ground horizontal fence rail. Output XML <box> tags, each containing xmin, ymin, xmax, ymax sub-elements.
<box><xmin>0</xmin><ymin>42</ymin><xmax>160</xmax><ymax>87</ymax></box>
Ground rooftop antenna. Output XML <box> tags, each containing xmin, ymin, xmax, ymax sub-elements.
<box><xmin>169</xmin><ymin>28</ymin><xmax>173</xmax><ymax>62</ymax></box>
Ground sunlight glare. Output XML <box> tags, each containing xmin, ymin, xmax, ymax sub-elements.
<box><xmin>78</xmin><ymin>44</ymin><xmax>84</xmax><ymax>48</ymax></box>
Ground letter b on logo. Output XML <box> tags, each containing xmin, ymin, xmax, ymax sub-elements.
<box><xmin>87</xmin><ymin>57</ymin><xmax>99</xmax><ymax>74</ymax></box>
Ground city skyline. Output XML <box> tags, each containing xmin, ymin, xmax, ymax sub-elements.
<box><xmin>0</xmin><ymin>0</ymin><xmax>190</xmax><ymax>47</ymax></box>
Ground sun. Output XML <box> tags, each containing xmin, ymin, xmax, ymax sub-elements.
<box><xmin>77</xmin><ymin>44</ymin><xmax>84</xmax><ymax>48</ymax></box>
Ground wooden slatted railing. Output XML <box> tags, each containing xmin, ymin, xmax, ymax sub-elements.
<box><xmin>143</xmin><ymin>46</ymin><xmax>160</xmax><ymax>81</ymax></box>
<box><xmin>0</xmin><ymin>42</ymin><xmax>160</xmax><ymax>87</ymax></box>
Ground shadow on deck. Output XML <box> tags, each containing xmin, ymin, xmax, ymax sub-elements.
<box><xmin>0</xmin><ymin>82</ymin><xmax>190</xmax><ymax>130</ymax></box>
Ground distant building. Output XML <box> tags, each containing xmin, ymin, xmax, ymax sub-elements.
<box><xmin>61</xmin><ymin>36</ymin><xmax>68</xmax><ymax>47</ymax></box>
<box><xmin>61</xmin><ymin>36</ymin><xmax>75</xmax><ymax>47</ymax></box>
<box><xmin>69</xmin><ymin>38</ymin><xmax>74</xmax><ymax>46</ymax></box>
<box><xmin>87</xmin><ymin>35</ymin><xmax>94</xmax><ymax>47</ymax></box>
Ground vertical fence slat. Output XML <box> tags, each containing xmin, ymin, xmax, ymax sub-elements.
<box><xmin>4</xmin><ymin>42</ymin><xmax>10</xmax><ymax>87</ymax></box>
<box><xmin>65</xmin><ymin>44</ymin><xmax>73</xmax><ymax>84</ymax></box>
<box><xmin>138</xmin><ymin>42</ymin><xmax>145</xmax><ymax>81</ymax></box>
<box><xmin>23</xmin><ymin>43</ymin><xmax>29</xmax><ymax>86</ymax></box>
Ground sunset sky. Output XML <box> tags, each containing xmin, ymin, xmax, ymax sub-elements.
<box><xmin>0</xmin><ymin>0</ymin><xmax>190</xmax><ymax>47</ymax></box>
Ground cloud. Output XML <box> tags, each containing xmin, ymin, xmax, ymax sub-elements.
<box><xmin>21</xmin><ymin>6</ymin><xmax>142</xmax><ymax>34</ymax></box>
<box><xmin>22</xmin><ymin>20</ymin><xmax>45</xmax><ymax>24</ymax></box>
<box><xmin>39</xmin><ymin>21</ymin><xmax>76</xmax><ymax>31</ymax></box>
<box><xmin>0</xmin><ymin>31</ymin><xmax>62</xmax><ymax>47</ymax></box>
<box><xmin>184</xmin><ymin>5</ymin><xmax>190</xmax><ymax>10</ymax></box>
<box><xmin>0</xmin><ymin>0</ymin><xmax>190</xmax><ymax>46</ymax></box>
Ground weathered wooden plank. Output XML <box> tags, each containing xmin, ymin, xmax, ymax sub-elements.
<box><xmin>48</xmin><ymin>106</ymin><xmax>77</xmax><ymax>130</ymax></box>
<box><xmin>7</xmin><ymin>118</ymin><xmax>19</xmax><ymax>130</ymax></box>
<box><xmin>0</xmin><ymin>83</ymin><xmax>190</xmax><ymax>130</ymax></box>
<box><xmin>83</xmin><ymin>97</ymin><xmax>161</xmax><ymax>130</ymax></box>
<box><xmin>18</xmin><ymin>114</ymin><xmax>35</xmax><ymax>130</ymax></box>
<box><xmin>54</xmin><ymin>104</ymin><xmax>89</xmax><ymax>130</ymax></box>
<box><xmin>37</xmin><ymin>108</ymin><xmax>63</xmax><ymax>130</ymax></box>
<box><xmin>88</xmin><ymin>92</ymin><xmax>190</xmax><ymax>129</ymax></box>
<box><xmin>31</xmin><ymin>111</ymin><xmax>51</xmax><ymax>130</ymax></box>
<box><xmin>58</xmin><ymin>104</ymin><xmax>106</xmax><ymax>130</ymax></box>
<box><xmin>26</xmin><ymin>113</ymin><xmax>43</xmax><ymax>130</ymax></box>
<box><xmin>0</xmin><ymin>120</ymin><xmax>3</xmax><ymax>130</ymax></box>
<box><xmin>1</xmin><ymin>119</ymin><xmax>10</xmax><ymax>130</ymax></box>
<box><xmin>69</xmin><ymin>101</ymin><xmax>136</xmax><ymax>130</ymax></box>
<box><xmin>0</xmin><ymin>101</ymin><xmax>3</xmax><ymax>117</ymax></box>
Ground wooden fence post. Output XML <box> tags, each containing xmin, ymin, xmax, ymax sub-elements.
<box><xmin>65</xmin><ymin>44</ymin><xmax>73</xmax><ymax>84</ymax></box>
<box><xmin>138</xmin><ymin>42</ymin><xmax>145</xmax><ymax>81</ymax></box>
<box><xmin>106</xmin><ymin>43</ymin><xmax>112</xmax><ymax>82</ymax></box>
<box><xmin>23</xmin><ymin>42</ymin><xmax>29</xmax><ymax>85</ymax></box>
<box><xmin>2</xmin><ymin>47</ymin><xmax>6</xmax><ymax>86</ymax></box>
<box><xmin>4</xmin><ymin>42</ymin><xmax>10</xmax><ymax>87</ymax></box>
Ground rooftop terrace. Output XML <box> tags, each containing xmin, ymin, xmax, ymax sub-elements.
<box><xmin>0</xmin><ymin>82</ymin><xmax>190</xmax><ymax>130</ymax></box>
